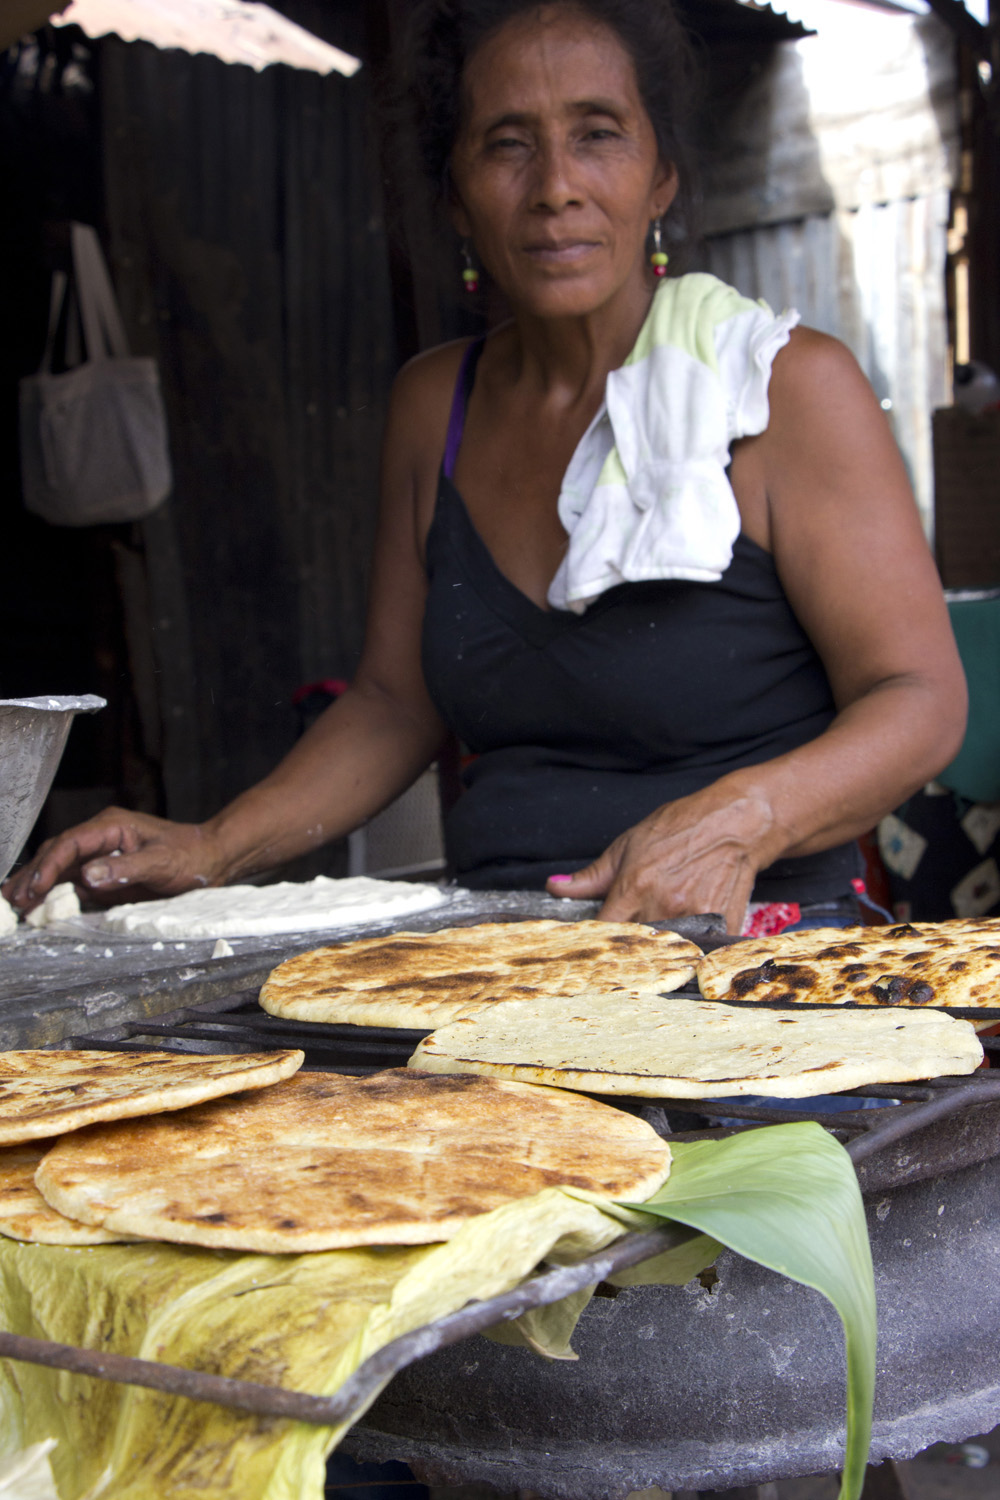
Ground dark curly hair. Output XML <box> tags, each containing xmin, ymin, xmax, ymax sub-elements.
<box><xmin>393</xmin><ymin>0</ymin><xmax>703</xmax><ymax>262</ymax></box>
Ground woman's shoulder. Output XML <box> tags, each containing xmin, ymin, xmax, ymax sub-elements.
<box><xmin>383</xmin><ymin>337</ymin><xmax>477</xmax><ymax>479</ymax></box>
<box><xmin>767</xmin><ymin>325</ymin><xmax>881</xmax><ymax>428</ymax></box>
<box><xmin>392</xmin><ymin>337</ymin><xmax>476</xmax><ymax>411</ymax></box>
<box><xmin>390</xmin><ymin>322</ymin><xmax>515</xmax><ymax>409</ymax></box>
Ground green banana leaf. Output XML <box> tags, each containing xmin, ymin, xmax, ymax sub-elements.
<box><xmin>619</xmin><ymin>1121</ymin><xmax>876</xmax><ymax>1500</ymax></box>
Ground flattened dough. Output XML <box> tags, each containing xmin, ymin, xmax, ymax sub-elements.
<box><xmin>409</xmin><ymin>989</ymin><xmax>983</xmax><ymax>1097</ymax></box>
<box><xmin>0</xmin><ymin>1049</ymin><xmax>303</xmax><ymax>1144</ymax></box>
<box><xmin>260</xmin><ymin>919</ymin><xmax>701</xmax><ymax>1029</ymax></box>
<box><xmin>34</xmin><ymin>1069</ymin><xmax>672</xmax><ymax>1252</ymax></box>
<box><xmin>97</xmin><ymin>875</ymin><xmax>446</xmax><ymax>940</ymax></box>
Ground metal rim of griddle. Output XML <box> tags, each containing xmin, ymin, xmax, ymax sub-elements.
<box><xmin>7</xmin><ymin>969</ymin><xmax>994</xmax><ymax>1428</ymax></box>
<box><xmin>2</xmin><ymin>1066</ymin><xmax>1000</xmax><ymax>1428</ymax></box>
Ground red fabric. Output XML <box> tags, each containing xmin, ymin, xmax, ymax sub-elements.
<box><xmin>291</xmin><ymin>678</ymin><xmax>349</xmax><ymax>705</ymax></box>
<box><xmin>741</xmin><ymin>901</ymin><xmax>801</xmax><ymax>938</ymax></box>
<box><xmin>856</xmin><ymin>833</ymin><xmax>892</xmax><ymax>923</ymax></box>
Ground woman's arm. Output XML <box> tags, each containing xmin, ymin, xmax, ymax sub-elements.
<box><xmin>549</xmin><ymin>329</ymin><xmax>967</xmax><ymax>931</ymax></box>
<box><xmin>3</xmin><ymin>357</ymin><xmax>454</xmax><ymax>911</ymax></box>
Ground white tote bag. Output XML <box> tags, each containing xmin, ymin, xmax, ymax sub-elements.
<box><xmin>19</xmin><ymin>223</ymin><xmax>172</xmax><ymax>526</ymax></box>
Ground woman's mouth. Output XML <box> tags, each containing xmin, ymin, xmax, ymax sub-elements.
<box><xmin>523</xmin><ymin>240</ymin><xmax>600</xmax><ymax>266</ymax></box>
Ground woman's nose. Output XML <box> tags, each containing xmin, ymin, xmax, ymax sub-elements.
<box><xmin>530</xmin><ymin>140</ymin><xmax>584</xmax><ymax>212</ymax></box>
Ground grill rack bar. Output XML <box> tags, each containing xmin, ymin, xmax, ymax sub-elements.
<box><xmin>0</xmin><ymin>1223</ymin><xmax>695</xmax><ymax>1426</ymax></box>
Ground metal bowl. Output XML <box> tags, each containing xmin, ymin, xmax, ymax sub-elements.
<box><xmin>0</xmin><ymin>696</ymin><xmax>106</xmax><ymax>884</ymax></box>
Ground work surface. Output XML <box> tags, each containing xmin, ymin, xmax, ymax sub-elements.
<box><xmin>0</xmin><ymin>888</ymin><xmax>605</xmax><ymax>1049</ymax></box>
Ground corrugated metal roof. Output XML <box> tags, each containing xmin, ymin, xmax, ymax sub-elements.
<box><xmin>52</xmin><ymin>0</ymin><xmax>360</xmax><ymax>74</ymax></box>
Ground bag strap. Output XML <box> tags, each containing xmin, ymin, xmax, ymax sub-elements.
<box><xmin>65</xmin><ymin>283</ymin><xmax>82</xmax><ymax>368</ymax></box>
<box><xmin>38</xmin><ymin>271</ymin><xmax>68</xmax><ymax>375</ymax></box>
<box><xmin>70</xmin><ymin>222</ymin><xmax>131</xmax><ymax>362</ymax></box>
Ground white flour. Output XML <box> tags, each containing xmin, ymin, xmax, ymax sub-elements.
<box><xmin>24</xmin><ymin>883</ymin><xmax>81</xmax><ymax>929</ymax></box>
<box><xmin>97</xmin><ymin>875</ymin><xmax>447</xmax><ymax>940</ymax></box>
<box><xmin>0</xmin><ymin>893</ymin><xmax>17</xmax><ymax>940</ymax></box>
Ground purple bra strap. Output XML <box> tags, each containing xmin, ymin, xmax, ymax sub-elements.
<box><xmin>442</xmin><ymin>337</ymin><xmax>486</xmax><ymax>479</ymax></box>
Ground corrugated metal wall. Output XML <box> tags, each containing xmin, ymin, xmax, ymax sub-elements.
<box><xmin>702</xmin><ymin>190</ymin><xmax>951</xmax><ymax>525</ymax></box>
<box><xmin>697</xmin><ymin>6</ymin><xmax>957</xmax><ymax>532</ymax></box>
<box><xmin>100</xmin><ymin>32</ymin><xmax>395</xmax><ymax>822</ymax></box>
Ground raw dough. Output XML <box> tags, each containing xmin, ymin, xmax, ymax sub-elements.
<box><xmin>24</xmin><ymin>882</ymin><xmax>81</xmax><ymax>929</ymax></box>
<box><xmin>0</xmin><ymin>895</ymin><xmax>16</xmax><ymax>940</ymax></box>
<box><xmin>97</xmin><ymin>874</ymin><xmax>447</xmax><ymax>940</ymax></box>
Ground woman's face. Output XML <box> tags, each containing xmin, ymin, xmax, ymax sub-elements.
<box><xmin>449</xmin><ymin>4</ymin><xmax>678</xmax><ymax>320</ymax></box>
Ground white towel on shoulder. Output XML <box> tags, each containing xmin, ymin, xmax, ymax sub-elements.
<box><xmin>548</xmin><ymin>273</ymin><xmax>800</xmax><ymax>613</ymax></box>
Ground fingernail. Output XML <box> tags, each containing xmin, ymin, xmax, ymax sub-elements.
<box><xmin>30</xmin><ymin>871</ymin><xmax>41</xmax><ymax>887</ymax></box>
<box><xmin>85</xmin><ymin>863</ymin><xmax>111</xmax><ymax>886</ymax></box>
<box><xmin>549</xmin><ymin>874</ymin><xmax>573</xmax><ymax>884</ymax></box>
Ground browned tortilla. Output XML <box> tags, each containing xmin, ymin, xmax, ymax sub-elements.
<box><xmin>259</xmin><ymin>919</ymin><xmax>701</xmax><ymax>1028</ymax></box>
<box><xmin>697</xmin><ymin>919</ymin><xmax>1000</xmax><ymax>1010</ymax></box>
<box><xmin>0</xmin><ymin>1049</ymin><xmax>304</xmax><ymax>1144</ymax></box>
<box><xmin>35</xmin><ymin>1068</ymin><xmax>672</xmax><ymax>1252</ymax></box>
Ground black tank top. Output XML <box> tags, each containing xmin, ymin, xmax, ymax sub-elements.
<box><xmin>421</xmin><ymin>341</ymin><xmax>860</xmax><ymax>901</ymax></box>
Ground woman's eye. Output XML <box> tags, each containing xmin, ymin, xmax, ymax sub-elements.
<box><xmin>487</xmin><ymin>135</ymin><xmax>530</xmax><ymax>152</ymax></box>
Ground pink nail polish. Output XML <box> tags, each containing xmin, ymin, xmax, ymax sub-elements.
<box><xmin>549</xmin><ymin>874</ymin><xmax>573</xmax><ymax>884</ymax></box>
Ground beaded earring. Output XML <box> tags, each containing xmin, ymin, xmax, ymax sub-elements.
<box><xmin>650</xmin><ymin>218</ymin><xmax>668</xmax><ymax>278</ymax></box>
<box><xmin>461</xmin><ymin>242</ymin><xmax>479</xmax><ymax>293</ymax></box>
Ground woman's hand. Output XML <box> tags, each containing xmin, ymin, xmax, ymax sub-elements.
<box><xmin>546</xmin><ymin>779</ymin><xmax>781</xmax><ymax>932</ymax></box>
<box><xmin>2</xmin><ymin>809</ymin><xmax>225</xmax><ymax>914</ymax></box>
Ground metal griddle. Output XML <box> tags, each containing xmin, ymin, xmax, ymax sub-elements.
<box><xmin>1</xmin><ymin>951</ymin><xmax>993</xmax><ymax>1435</ymax></box>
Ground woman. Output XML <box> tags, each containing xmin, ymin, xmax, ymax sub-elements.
<box><xmin>5</xmin><ymin>0</ymin><xmax>965</xmax><ymax>934</ymax></box>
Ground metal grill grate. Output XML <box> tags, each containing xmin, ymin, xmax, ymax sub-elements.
<box><xmin>62</xmin><ymin>989</ymin><xmax>426</xmax><ymax>1073</ymax></box>
<box><xmin>60</xmin><ymin>986</ymin><xmax>1000</xmax><ymax>1153</ymax></box>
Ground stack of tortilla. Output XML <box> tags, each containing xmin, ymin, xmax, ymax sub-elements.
<box><xmin>0</xmin><ymin>1049</ymin><xmax>303</xmax><ymax>1245</ymax></box>
<box><xmin>0</xmin><ymin>1046</ymin><xmax>670</xmax><ymax>1251</ymax></box>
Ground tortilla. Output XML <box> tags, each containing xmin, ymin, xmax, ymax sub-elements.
<box><xmin>409</xmin><ymin>988</ymin><xmax>984</xmax><ymax>1097</ymax></box>
<box><xmin>0</xmin><ymin>1049</ymin><xmax>303</xmax><ymax>1145</ymax></box>
<box><xmin>697</xmin><ymin>919</ymin><xmax>1000</xmax><ymax>1010</ymax></box>
<box><xmin>0</xmin><ymin>1141</ymin><xmax>134</xmax><ymax>1244</ymax></box>
<box><xmin>259</xmin><ymin>919</ymin><xmax>701</xmax><ymax>1029</ymax></box>
<box><xmin>34</xmin><ymin>1069</ymin><xmax>672</xmax><ymax>1252</ymax></box>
